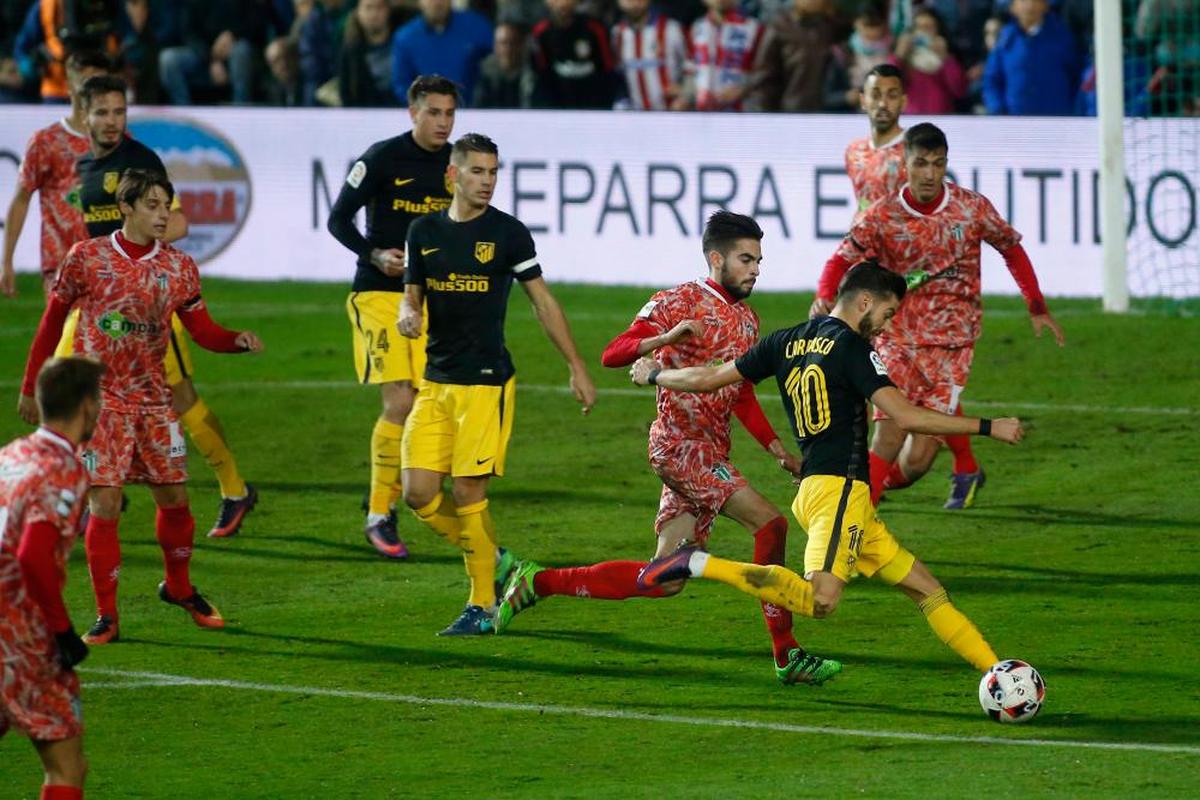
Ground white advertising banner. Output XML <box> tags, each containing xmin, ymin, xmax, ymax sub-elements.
<box><xmin>1</xmin><ymin>106</ymin><xmax>1195</xmax><ymax>296</ymax></box>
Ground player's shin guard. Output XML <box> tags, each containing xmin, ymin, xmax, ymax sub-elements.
<box><xmin>369</xmin><ymin>418</ymin><xmax>403</xmax><ymax>516</ymax></box>
<box><xmin>698</xmin><ymin>554</ymin><xmax>815</xmax><ymax>617</ymax></box>
<box><xmin>752</xmin><ymin>517</ymin><xmax>800</xmax><ymax>664</ymax></box>
<box><xmin>413</xmin><ymin>492</ymin><xmax>462</xmax><ymax>546</ymax></box>
<box><xmin>85</xmin><ymin>515</ymin><xmax>121</xmax><ymax>620</ymax></box>
<box><xmin>919</xmin><ymin>588</ymin><xmax>998</xmax><ymax>671</ymax></box>
<box><xmin>456</xmin><ymin>499</ymin><xmax>496</xmax><ymax>608</ymax></box>
<box><xmin>155</xmin><ymin>505</ymin><xmax>195</xmax><ymax>600</ymax></box>
<box><xmin>180</xmin><ymin>399</ymin><xmax>247</xmax><ymax>499</ymax></box>
<box><xmin>868</xmin><ymin>450</ymin><xmax>891</xmax><ymax>506</ymax></box>
<box><xmin>946</xmin><ymin>405</ymin><xmax>980</xmax><ymax>474</ymax></box>
<box><xmin>535</xmin><ymin>561</ymin><xmax>667</xmax><ymax>599</ymax></box>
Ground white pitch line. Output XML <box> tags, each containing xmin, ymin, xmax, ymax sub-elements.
<box><xmin>79</xmin><ymin>667</ymin><xmax>1200</xmax><ymax>756</ymax></box>
<box><xmin>0</xmin><ymin>379</ymin><xmax>1193</xmax><ymax>416</ymax></box>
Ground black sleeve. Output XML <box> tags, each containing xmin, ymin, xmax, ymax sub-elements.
<box><xmin>844</xmin><ymin>336</ymin><xmax>895</xmax><ymax>399</ymax></box>
<box><xmin>327</xmin><ymin>144</ymin><xmax>383</xmax><ymax>260</ymax></box>
<box><xmin>735</xmin><ymin>329</ymin><xmax>787</xmax><ymax>384</ymax></box>
<box><xmin>404</xmin><ymin>218</ymin><xmax>426</xmax><ymax>287</ymax></box>
<box><xmin>507</xmin><ymin>218</ymin><xmax>542</xmax><ymax>282</ymax></box>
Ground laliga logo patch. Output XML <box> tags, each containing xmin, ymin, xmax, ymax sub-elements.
<box><xmin>129</xmin><ymin>116</ymin><xmax>252</xmax><ymax>264</ymax></box>
<box><xmin>869</xmin><ymin>351</ymin><xmax>889</xmax><ymax>377</ymax></box>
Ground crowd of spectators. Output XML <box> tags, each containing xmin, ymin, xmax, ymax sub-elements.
<box><xmin>0</xmin><ymin>0</ymin><xmax>1195</xmax><ymax>115</ymax></box>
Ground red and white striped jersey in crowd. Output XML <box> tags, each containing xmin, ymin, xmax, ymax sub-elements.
<box><xmin>613</xmin><ymin>13</ymin><xmax>689</xmax><ymax>111</ymax></box>
<box><xmin>689</xmin><ymin>10</ymin><xmax>764</xmax><ymax>111</ymax></box>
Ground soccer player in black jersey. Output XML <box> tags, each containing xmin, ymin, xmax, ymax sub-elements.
<box><xmin>398</xmin><ymin>133</ymin><xmax>597</xmax><ymax>635</ymax></box>
<box><xmin>632</xmin><ymin>262</ymin><xmax>1022</xmax><ymax>675</ymax></box>
<box><xmin>66</xmin><ymin>75</ymin><xmax>257</xmax><ymax>548</ymax></box>
<box><xmin>328</xmin><ymin>74</ymin><xmax>457</xmax><ymax>559</ymax></box>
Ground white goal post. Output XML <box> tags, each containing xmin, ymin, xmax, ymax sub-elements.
<box><xmin>1096</xmin><ymin>0</ymin><xmax>1129</xmax><ymax>313</ymax></box>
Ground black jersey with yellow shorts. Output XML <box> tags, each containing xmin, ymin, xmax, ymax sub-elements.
<box><xmin>60</xmin><ymin>138</ymin><xmax>193</xmax><ymax>384</ymax></box>
<box><xmin>736</xmin><ymin>315</ymin><xmax>915</xmax><ymax>584</ymax></box>
<box><xmin>329</xmin><ymin>132</ymin><xmax>451</xmax><ymax>384</ymax></box>
<box><xmin>400</xmin><ymin>206</ymin><xmax>542</xmax><ymax>477</ymax></box>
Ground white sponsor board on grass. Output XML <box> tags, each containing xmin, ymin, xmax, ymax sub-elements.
<box><xmin>1</xmin><ymin>106</ymin><xmax>1195</xmax><ymax>296</ymax></box>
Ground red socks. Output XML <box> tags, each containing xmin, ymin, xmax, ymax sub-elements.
<box><xmin>156</xmin><ymin>505</ymin><xmax>195</xmax><ymax>600</ymax></box>
<box><xmin>946</xmin><ymin>405</ymin><xmax>980</xmax><ymax>474</ymax></box>
<box><xmin>868</xmin><ymin>450</ymin><xmax>891</xmax><ymax>506</ymax></box>
<box><xmin>752</xmin><ymin>517</ymin><xmax>799</xmax><ymax>666</ymax></box>
<box><xmin>533</xmin><ymin>561</ymin><xmax>666</xmax><ymax>599</ymax></box>
<box><xmin>84</xmin><ymin>515</ymin><xmax>121</xmax><ymax>620</ymax></box>
<box><xmin>41</xmin><ymin>784</ymin><xmax>83</xmax><ymax>799</ymax></box>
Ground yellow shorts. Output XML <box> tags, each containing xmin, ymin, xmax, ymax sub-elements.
<box><xmin>346</xmin><ymin>291</ymin><xmax>426</xmax><ymax>385</ymax></box>
<box><xmin>792</xmin><ymin>475</ymin><xmax>913</xmax><ymax>583</ymax></box>
<box><xmin>56</xmin><ymin>309</ymin><xmax>194</xmax><ymax>385</ymax></box>
<box><xmin>401</xmin><ymin>378</ymin><xmax>516</xmax><ymax>478</ymax></box>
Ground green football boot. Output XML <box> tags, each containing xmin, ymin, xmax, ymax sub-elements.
<box><xmin>494</xmin><ymin>546</ymin><xmax>519</xmax><ymax>600</ymax></box>
<box><xmin>775</xmin><ymin>648</ymin><xmax>842</xmax><ymax>686</ymax></box>
<box><xmin>495</xmin><ymin>560</ymin><xmax>544</xmax><ymax>634</ymax></box>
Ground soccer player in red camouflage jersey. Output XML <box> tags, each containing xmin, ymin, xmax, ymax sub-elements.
<box><xmin>495</xmin><ymin>211</ymin><xmax>840</xmax><ymax>686</ymax></box>
<box><xmin>812</xmin><ymin>123</ymin><xmax>1064</xmax><ymax>509</ymax></box>
<box><xmin>2</xmin><ymin>357</ymin><xmax>104</xmax><ymax>800</ymax></box>
<box><xmin>18</xmin><ymin>169</ymin><xmax>264</xmax><ymax>646</ymax></box>
<box><xmin>1</xmin><ymin>51</ymin><xmax>112</xmax><ymax>298</ymax></box>
<box><xmin>844</xmin><ymin>64</ymin><xmax>908</xmax><ymax>227</ymax></box>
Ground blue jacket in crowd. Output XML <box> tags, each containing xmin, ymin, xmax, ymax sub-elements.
<box><xmin>983</xmin><ymin>12</ymin><xmax>1082</xmax><ymax>115</ymax></box>
<box><xmin>391</xmin><ymin>11</ymin><xmax>494</xmax><ymax>105</ymax></box>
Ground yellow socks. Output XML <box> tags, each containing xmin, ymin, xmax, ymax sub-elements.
<box><xmin>456</xmin><ymin>499</ymin><xmax>496</xmax><ymax>609</ymax></box>
<box><xmin>697</xmin><ymin>554</ymin><xmax>815</xmax><ymax>617</ymax></box>
<box><xmin>413</xmin><ymin>493</ymin><xmax>462</xmax><ymax>547</ymax></box>
<box><xmin>369</xmin><ymin>418</ymin><xmax>404</xmax><ymax>516</ymax></box>
<box><xmin>919</xmin><ymin>588</ymin><xmax>998</xmax><ymax>671</ymax></box>
<box><xmin>180</xmin><ymin>399</ymin><xmax>246</xmax><ymax>498</ymax></box>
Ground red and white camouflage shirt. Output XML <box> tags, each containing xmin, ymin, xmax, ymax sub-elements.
<box><xmin>16</xmin><ymin>120</ymin><xmax>92</xmax><ymax>274</ymax></box>
<box><xmin>844</xmin><ymin>132</ymin><xmax>906</xmax><ymax>225</ymax></box>
<box><xmin>836</xmin><ymin>182</ymin><xmax>1022</xmax><ymax>346</ymax></box>
<box><xmin>638</xmin><ymin>279</ymin><xmax>760</xmax><ymax>453</ymax></box>
<box><xmin>0</xmin><ymin>428</ymin><xmax>89</xmax><ymax>644</ymax></box>
<box><xmin>53</xmin><ymin>233</ymin><xmax>202</xmax><ymax>413</ymax></box>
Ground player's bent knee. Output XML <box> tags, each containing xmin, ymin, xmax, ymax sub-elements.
<box><xmin>402</xmin><ymin>486</ymin><xmax>436</xmax><ymax>511</ymax></box>
<box><xmin>89</xmin><ymin>489</ymin><xmax>123</xmax><ymax>519</ymax></box>
<box><xmin>169</xmin><ymin>380</ymin><xmax>199</xmax><ymax>414</ymax></box>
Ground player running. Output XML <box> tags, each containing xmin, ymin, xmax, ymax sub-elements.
<box><xmin>19</xmin><ymin>169</ymin><xmax>264</xmax><ymax>645</ymax></box>
<box><xmin>2</xmin><ymin>50</ymin><xmax>112</xmax><ymax>298</ymax></box>
<box><xmin>2</xmin><ymin>358</ymin><xmax>102</xmax><ymax>800</ymax></box>
<box><xmin>62</xmin><ymin>74</ymin><xmax>257</xmax><ymax>539</ymax></box>
<box><xmin>813</xmin><ymin>123</ymin><xmax>1063</xmax><ymax>510</ymax></box>
<box><xmin>633</xmin><ymin>261</ymin><xmax>1020</xmax><ymax>675</ymax></box>
<box><xmin>495</xmin><ymin>211</ymin><xmax>840</xmax><ymax>686</ymax></box>
<box><xmin>398</xmin><ymin>133</ymin><xmax>597</xmax><ymax>635</ymax></box>
<box><xmin>328</xmin><ymin>74</ymin><xmax>457</xmax><ymax>559</ymax></box>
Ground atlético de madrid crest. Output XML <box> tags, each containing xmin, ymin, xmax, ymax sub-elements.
<box><xmin>103</xmin><ymin>171</ymin><xmax>119</xmax><ymax>194</ymax></box>
<box><xmin>474</xmin><ymin>242</ymin><xmax>495</xmax><ymax>264</ymax></box>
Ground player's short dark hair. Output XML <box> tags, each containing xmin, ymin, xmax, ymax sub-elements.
<box><xmin>116</xmin><ymin>168</ymin><xmax>175</xmax><ymax>208</ymax></box>
<box><xmin>701</xmin><ymin>210</ymin><xmax>763</xmax><ymax>257</ymax></box>
<box><xmin>864</xmin><ymin>63</ymin><xmax>904</xmax><ymax>90</ymax></box>
<box><xmin>407</xmin><ymin>74</ymin><xmax>461</xmax><ymax>107</ymax></box>
<box><xmin>66</xmin><ymin>49</ymin><xmax>112</xmax><ymax>75</ymax></box>
<box><xmin>837</xmin><ymin>259</ymin><xmax>907</xmax><ymax>302</ymax></box>
<box><xmin>905</xmin><ymin>122</ymin><xmax>949</xmax><ymax>155</ymax></box>
<box><xmin>79</xmin><ymin>74</ymin><xmax>127</xmax><ymax>108</ymax></box>
<box><xmin>36</xmin><ymin>357</ymin><xmax>106</xmax><ymax>422</ymax></box>
<box><xmin>451</xmin><ymin>132</ymin><xmax>499</xmax><ymax>165</ymax></box>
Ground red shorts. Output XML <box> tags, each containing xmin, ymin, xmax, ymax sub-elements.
<box><xmin>872</xmin><ymin>340</ymin><xmax>974</xmax><ymax>419</ymax></box>
<box><xmin>0</xmin><ymin>608</ymin><xmax>83</xmax><ymax>741</ymax></box>
<box><xmin>84</xmin><ymin>408</ymin><xmax>188</xmax><ymax>487</ymax></box>
<box><xmin>649</xmin><ymin>438</ymin><xmax>748</xmax><ymax>547</ymax></box>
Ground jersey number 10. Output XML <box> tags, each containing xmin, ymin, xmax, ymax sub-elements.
<box><xmin>785</xmin><ymin>365</ymin><xmax>831</xmax><ymax>437</ymax></box>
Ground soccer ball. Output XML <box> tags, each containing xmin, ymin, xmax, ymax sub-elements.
<box><xmin>978</xmin><ymin>659</ymin><xmax>1045</xmax><ymax>723</ymax></box>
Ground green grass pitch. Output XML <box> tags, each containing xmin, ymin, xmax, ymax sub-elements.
<box><xmin>1</xmin><ymin>274</ymin><xmax>1198</xmax><ymax>798</ymax></box>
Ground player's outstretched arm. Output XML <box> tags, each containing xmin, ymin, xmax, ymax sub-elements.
<box><xmin>521</xmin><ymin>277</ymin><xmax>596</xmax><ymax>414</ymax></box>
<box><xmin>397</xmin><ymin>284</ymin><xmax>424</xmax><ymax>339</ymax></box>
<box><xmin>870</xmin><ymin>386</ymin><xmax>1024</xmax><ymax>443</ymax></box>
<box><xmin>2</xmin><ymin>186</ymin><xmax>33</xmax><ymax>297</ymax></box>
<box><xmin>630</xmin><ymin>357</ymin><xmax>744</xmax><ymax>393</ymax></box>
<box><xmin>177</xmin><ymin>301</ymin><xmax>263</xmax><ymax>353</ymax></box>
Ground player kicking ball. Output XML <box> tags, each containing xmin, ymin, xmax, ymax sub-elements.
<box><xmin>2</xmin><ymin>358</ymin><xmax>103</xmax><ymax>800</ymax></box>
<box><xmin>19</xmin><ymin>169</ymin><xmax>263</xmax><ymax>645</ymax></box>
<box><xmin>632</xmin><ymin>262</ymin><xmax>1021</xmax><ymax>675</ymax></box>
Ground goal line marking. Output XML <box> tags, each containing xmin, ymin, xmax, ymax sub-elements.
<box><xmin>80</xmin><ymin>667</ymin><xmax>1200</xmax><ymax>756</ymax></box>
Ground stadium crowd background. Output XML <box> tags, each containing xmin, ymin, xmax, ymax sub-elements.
<box><xmin>0</xmin><ymin>0</ymin><xmax>1195</xmax><ymax>116</ymax></box>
